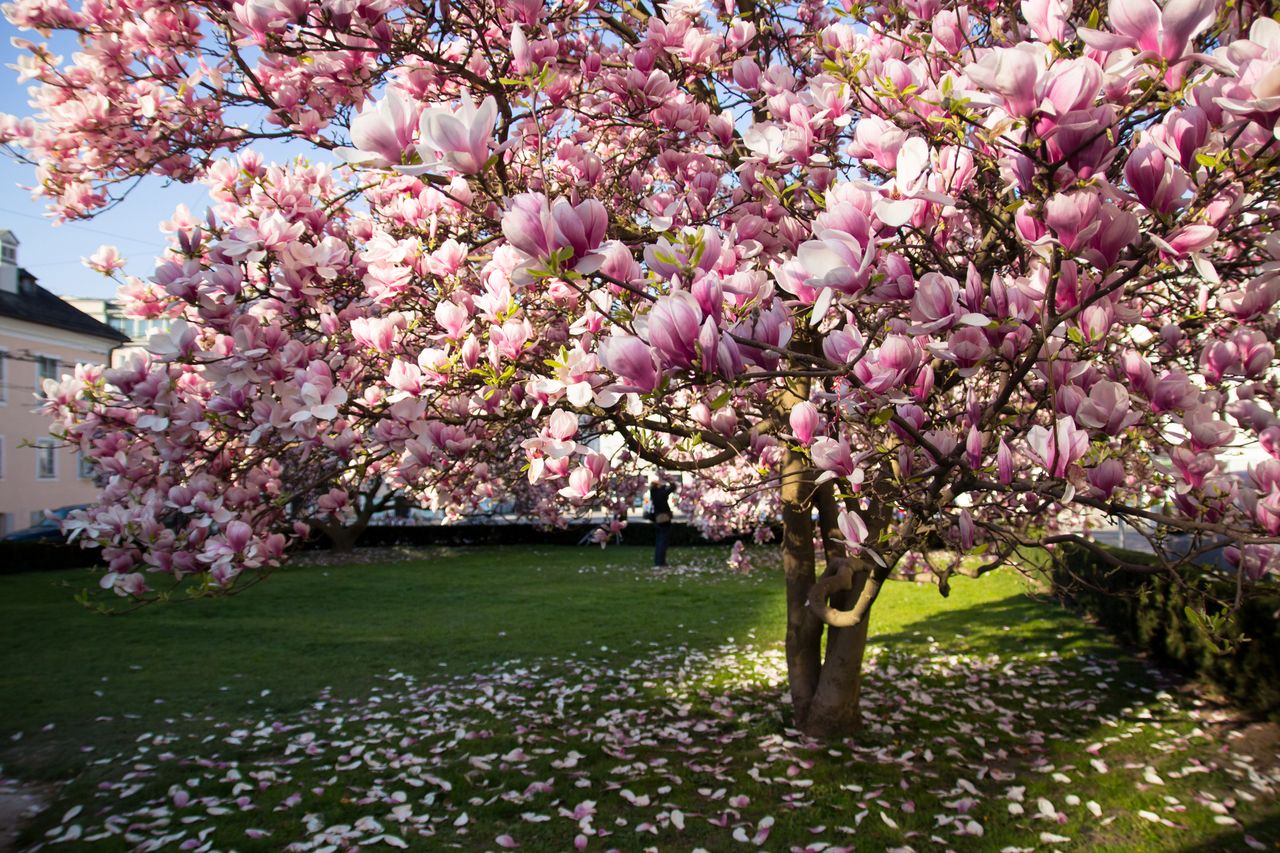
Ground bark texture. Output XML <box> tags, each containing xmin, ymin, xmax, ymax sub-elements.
<box><xmin>779</xmin><ymin>451</ymin><xmax>875</xmax><ymax>738</ymax></box>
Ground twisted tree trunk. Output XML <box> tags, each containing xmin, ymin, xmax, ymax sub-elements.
<box><xmin>780</xmin><ymin>449</ymin><xmax>878</xmax><ymax>738</ymax></box>
<box><xmin>802</xmin><ymin>481</ymin><xmax>873</xmax><ymax>737</ymax></box>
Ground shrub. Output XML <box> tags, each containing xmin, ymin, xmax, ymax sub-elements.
<box><xmin>1052</xmin><ymin>544</ymin><xmax>1280</xmax><ymax>721</ymax></box>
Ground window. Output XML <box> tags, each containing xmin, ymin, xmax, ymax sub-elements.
<box><xmin>35</xmin><ymin>438</ymin><xmax>56</xmax><ymax>480</ymax></box>
<box><xmin>35</xmin><ymin>356</ymin><xmax>58</xmax><ymax>394</ymax></box>
<box><xmin>0</xmin><ymin>350</ymin><xmax>6</xmax><ymax>403</ymax></box>
<box><xmin>78</xmin><ymin>454</ymin><xmax>95</xmax><ymax>480</ymax></box>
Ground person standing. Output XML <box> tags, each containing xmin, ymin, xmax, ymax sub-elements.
<box><xmin>649</xmin><ymin>475</ymin><xmax>676</xmax><ymax>569</ymax></box>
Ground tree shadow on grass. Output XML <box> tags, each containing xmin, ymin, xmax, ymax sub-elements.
<box><xmin>870</xmin><ymin>587</ymin><xmax>1119</xmax><ymax>659</ymax></box>
<box><xmin>871</xmin><ymin>588</ymin><xmax>1280</xmax><ymax>851</ymax></box>
<box><xmin>1174</xmin><ymin>812</ymin><xmax>1280</xmax><ymax>852</ymax></box>
<box><xmin>872</xmin><ymin>587</ymin><xmax>1201</xmax><ymax>731</ymax></box>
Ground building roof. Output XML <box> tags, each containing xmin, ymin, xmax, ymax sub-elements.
<box><xmin>0</xmin><ymin>269</ymin><xmax>129</xmax><ymax>344</ymax></box>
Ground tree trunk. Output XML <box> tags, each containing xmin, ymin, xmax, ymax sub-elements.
<box><xmin>317</xmin><ymin>506</ymin><xmax>375</xmax><ymax>553</ymax></box>
<box><xmin>774</xmin><ymin>347</ymin><xmax>874</xmax><ymax>738</ymax></box>
<box><xmin>323</xmin><ymin>522</ymin><xmax>364</xmax><ymax>553</ymax></box>
<box><xmin>801</xmin><ymin>569</ymin><xmax>870</xmax><ymax>736</ymax></box>
<box><xmin>802</xmin><ymin>481</ymin><xmax>873</xmax><ymax>737</ymax></box>
<box><xmin>781</xmin><ymin>449</ymin><xmax>823</xmax><ymax>724</ymax></box>
<box><xmin>780</xmin><ymin>466</ymin><xmax>875</xmax><ymax>739</ymax></box>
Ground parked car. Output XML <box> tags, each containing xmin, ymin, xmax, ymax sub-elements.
<box><xmin>1</xmin><ymin>505</ymin><xmax>88</xmax><ymax>542</ymax></box>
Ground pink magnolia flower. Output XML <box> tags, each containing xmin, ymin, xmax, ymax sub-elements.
<box><xmin>1022</xmin><ymin>0</ymin><xmax>1072</xmax><ymax>43</ymax></box>
<box><xmin>1038</xmin><ymin>58</ymin><xmax>1104</xmax><ymax>118</ymax></box>
<box><xmin>965</xmin><ymin>425</ymin><xmax>984</xmax><ymax>469</ymax></box>
<box><xmin>1025</xmin><ymin>417</ymin><xmax>1089</xmax><ymax>477</ymax></box>
<box><xmin>1216</xmin><ymin>19</ymin><xmax>1280</xmax><ymax>128</ymax></box>
<box><xmin>1235</xmin><ymin>329</ymin><xmax>1275</xmax><ymax>377</ymax></box>
<box><xmin>965</xmin><ymin>45</ymin><xmax>1041</xmax><ymax>117</ymax></box>
<box><xmin>643</xmin><ymin>228</ymin><xmax>722</xmax><ymax>279</ymax></box>
<box><xmin>647</xmin><ymin>291</ymin><xmax>703</xmax><ymax>369</ymax></box>
<box><xmin>789</xmin><ymin>401</ymin><xmax>821</xmax><ymax>446</ymax></box>
<box><xmin>909</xmin><ymin>273</ymin><xmax>963</xmax><ymax>334</ymax></box>
<box><xmin>1169</xmin><ymin>446</ymin><xmax>1217</xmax><ymax>489</ymax></box>
<box><xmin>1151</xmin><ymin>369</ymin><xmax>1199</xmax><ymax>412</ymax></box>
<box><xmin>350</xmin><ymin>316</ymin><xmax>398</xmax><ymax>353</ymax></box>
<box><xmin>836</xmin><ymin>508</ymin><xmax>869</xmax><ymax>549</ymax></box>
<box><xmin>957</xmin><ymin>509</ymin><xmax>976</xmax><ymax>550</ymax></box>
<box><xmin>878</xmin><ymin>335</ymin><xmax>918</xmax><ymax>373</ymax></box>
<box><xmin>1225</xmin><ymin>544</ymin><xmax>1278</xmax><ymax>582</ymax></box>
<box><xmin>147</xmin><ymin>319</ymin><xmax>198</xmax><ymax>360</ymax></box>
<box><xmin>502</xmin><ymin>193</ymin><xmax>607</xmax><ymax>269</ymax></box>
<box><xmin>796</xmin><ymin>228</ymin><xmax>877</xmax><ymax>319</ymax></box>
<box><xmin>290</xmin><ymin>362</ymin><xmax>348</xmax><ymax>423</ymax></box>
<box><xmin>811</xmin><ymin>436</ymin><xmax>862</xmax><ymax>485</ymax></box>
<box><xmin>1043</xmin><ymin>191</ymin><xmax>1101</xmax><ymax>253</ymax></box>
<box><xmin>599</xmin><ymin>334</ymin><xmax>660</xmax><ymax>393</ymax></box>
<box><xmin>435</xmin><ymin>300</ymin><xmax>470</xmax><ymax>339</ymax></box>
<box><xmin>100</xmin><ymin>571</ymin><xmax>148</xmax><ymax>597</ymax></box>
<box><xmin>1124</xmin><ymin>144</ymin><xmax>1190</xmax><ymax>214</ymax></box>
<box><xmin>84</xmin><ymin>244</ymin><xmax>126</xmax><ymax>274</ymax></box>
<box><xmin>997</xmin><ymin>438</ymin><xmax>1014</xmax><ymax>484</ymax></box>
<box><xmin>1079</xmin><ymin>0</ymin><xmax>1217</xmax><ymax>63</ymax></box>
<box><xmin>341</xmin><ymin>90</ymin><xmax>420</xmax><ymax>168</ymax></box>
<box><xmin>509</xmin><ymin>25</ymin><xmax>533</xmax><ymax>75</ymax></box>
<box><xmin>1200</xmin><ymin>339</ymin><xmax>1239</xmax><ymax>383</ymax></box>
<box><xmin>1154</xmin><ymin>106</ymin><xmax>1210</xmax><ymax>171</ymax></box>
<box><xmin>1087</xmin><ymin>459</ymin><xmax>1125</xmax><ymax>498</ymax></box>
<box><xmin>945</xmin><ymin>327</ymin><xmax>990</xmax><ymax>372</ymax></box>
<box><xmin>386</xmin><ymin>359</ymin><xmax>422</xmax><ymax>398</ymax></box>
<box><xmin>1250</xmin><ymin>459</ymin><xmax>1280</xmax><ymax>494</ymax></box>
<box><xmin>1075</xmin><ymin>381</ymin><xmax>1140</xmax><ymax>435</ymax></box>
<box><xmin>1182</xmin><ymin>406</ymin><xmax>1235</xmax><ymax>452</ymax></box>
<box><xmin>558</xmin><ymin>467</ymin><xmax>597</xmax><ymax>501</ymax></box>
<box><xmin>413</xmin><ymin>94</ymin><xmax>498</xmax><ymax>174</ymax></box>
<box><xmin>1045</xmin><ymin>105</ymin><xmax>1119</xmax><ymax>181</ymax></box>
<box><xmin>547</xmin><ymin>409</ymin><xmax>578</xmax><ymax>442</ymax></box>
<box><xmin>548</xmin><ymin>197</ymin><xmax>608</xmax><ymax>264</ymax></box>
<box><xmin>932</xmin><ymin>8</ymin><xmax>970</xmax><ymax>54</ymax></box>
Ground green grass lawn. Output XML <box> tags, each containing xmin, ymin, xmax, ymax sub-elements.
<box><xmin>1</xmin><ymin>545</ymin><xmax>1276</xmax><ymax>851</ymax></box>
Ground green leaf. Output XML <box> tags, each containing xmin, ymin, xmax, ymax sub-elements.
<box><xmin>1194</xmin><ymin>151</ymin><xmax>1219</xmax><ymax>169</ymax></box>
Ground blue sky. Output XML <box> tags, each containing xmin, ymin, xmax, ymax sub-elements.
<box><xmin>0</xmin><ymin>19</ymin><xmax>310</xmax><ymax>298</ymax></box>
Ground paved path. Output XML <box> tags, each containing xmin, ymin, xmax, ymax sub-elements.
<box><xmin>1087</xmin><ymin>525</ymin><xmax>1154</xmax><ymax>553</ymax></box>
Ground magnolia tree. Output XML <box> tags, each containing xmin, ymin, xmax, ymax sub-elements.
<box><xmin>8</xmin><ymin>0</ymin><xmax>1280</xmax><ymax>735</ymax></box>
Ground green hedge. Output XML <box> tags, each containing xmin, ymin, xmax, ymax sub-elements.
<box><xmin>2</xmin><ymin>522</ymin><xmax>776</xmax><ymax>575</ymax></box>
<box><xmin>1051</xmin><ymin>544</ymin><xmax>1280</xmax><ymax>721</ymax></box>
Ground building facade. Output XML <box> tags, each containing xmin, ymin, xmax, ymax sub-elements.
<box><xmin>0</xmin><ymin>230</ymin><xmax>128</xmax><ymax>535</ymax></box>
<box><xmin>61</xmin><ymin>297</ymin><xmax>169</xmax><ymax>366</ymax></box>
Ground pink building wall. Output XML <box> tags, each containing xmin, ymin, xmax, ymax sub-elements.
<box><xmin>0</xmin><ymin>318</ymin><xmax>117</xmax><ymax>534</ymax></box>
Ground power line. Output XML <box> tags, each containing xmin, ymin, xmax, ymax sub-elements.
<box><xmin>0</xmin><ymin>206</ymin><xmax>170</xmax><ymax>250</ymax></box>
